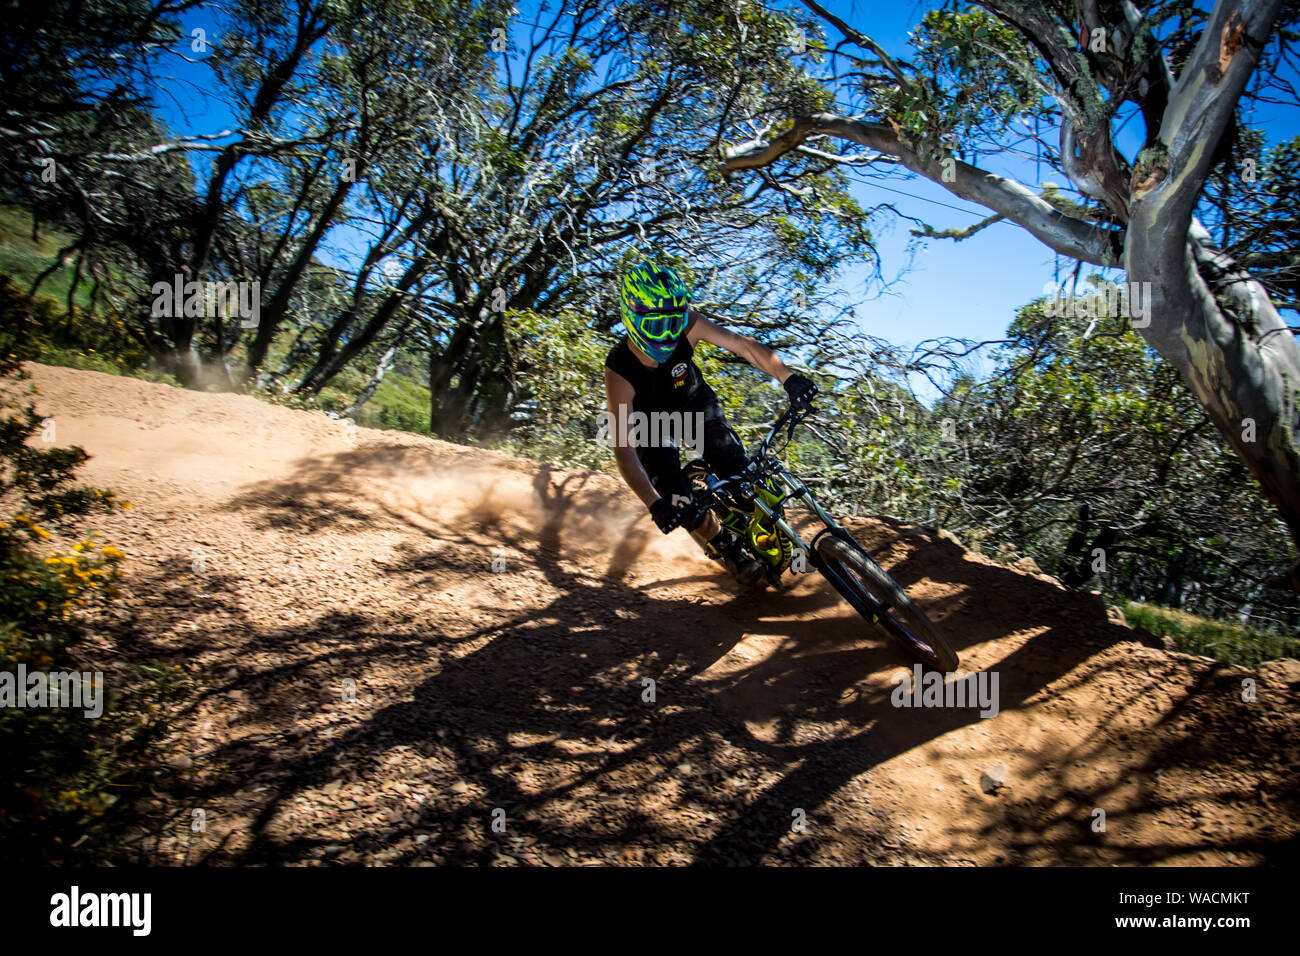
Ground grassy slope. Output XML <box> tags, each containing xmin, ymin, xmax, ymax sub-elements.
<box><xmin>1122</xmin><ymin>600</ymin><xmax>1299</xmax><ymax>667</ymax></box>
<box><xmin>0</xmin><ymin>205</ymin><xmax>91</xmax><ymax>309</ymax></box>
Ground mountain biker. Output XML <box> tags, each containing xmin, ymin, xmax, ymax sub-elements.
<box><xmin>604</xmin><ymin>262</ymin><xmax>818</xmax><ymax>587</ymax></box>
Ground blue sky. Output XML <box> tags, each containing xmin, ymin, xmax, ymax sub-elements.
<box><xmin>830</xmin><ymin>0</ymin><xmax>1077</xmax><ymax>380</ymax></box>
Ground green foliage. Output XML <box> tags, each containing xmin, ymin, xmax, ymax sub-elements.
<box><xmin>500</xmin><ymin>309</ymin><xmax>615</xmax><ymax>469</ymax></box>
<box><xmin>874</xmin><ymin>7</ymin><xmax>1043</xmax><ymax>163</ymax></box>
<box><xmin>0</xmin><ymin>204</ymin><xmax>161</xmax><ymax>379</ymax></box>
<box><xmin>0</xmin><ymin>292</ymin><xmax>181</xmax><ymax>864</ymax></box>
<box><xmin>1121</xmin><ymin>601</ymin><xmax>1300</xmax><ymax>668</ymax></box>
<box><xmin>911</xmin><ymin>287</ymin><xmax>1299</xmax><ymax>640</ymax></box>
<box><xmin>365</xmin><ymin>373</ymin><xmax>432</xmax><ymax>434</ymax></box>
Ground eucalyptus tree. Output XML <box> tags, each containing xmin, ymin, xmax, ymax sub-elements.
<box><xmin>1</xmin><ymin>0</ymin><xmax>196</xmax><ymax>322</ymax></box>
<box><xmin>718</xmin><ymin>0</ymin><xmax>1300</xmax><ymax>583</ymax></box>
<box><xmin>248</xmin><ymin>0</ymin><xmax>510</xmax><ymax>394</ymax></box>
<box><xmin>0</xmin><ymin>0</ymin><xmax>195</xmax><ymax>218</ymax></box>
<box><xmin>165</xmin><ymin>0</ymin><xmax>514</xmax><ymax>389</ymax></box>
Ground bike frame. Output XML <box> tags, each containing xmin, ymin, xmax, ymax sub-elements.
<box><xmin>689</xmin><ymin>404</ymin><xmax>958</xmax><ymax>670</ymax></box>
<box><xmin>693</xmin><ymin>404</ymin><xmax>849</xmax><ymax>573</ymax></box>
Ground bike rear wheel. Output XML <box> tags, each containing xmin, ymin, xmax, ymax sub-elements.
<box><xmin>815</xmin><ymin>535</ymin><xmax>959</xmax><ymax>672</ymax></box>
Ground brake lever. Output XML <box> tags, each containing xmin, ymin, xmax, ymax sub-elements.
<box><xmin>787</xmin><ymin>403</ymin><xmax>809</xmax><ymax>440</ymax></box>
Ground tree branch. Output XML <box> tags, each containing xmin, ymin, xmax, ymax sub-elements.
<box><xmin>721</xmin><ymin>113</ymin><xmax>1122</xmax><ymax>264</ymax></box>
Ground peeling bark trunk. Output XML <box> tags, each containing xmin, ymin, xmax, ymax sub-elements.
<box><xmin>1125</xmin><ymin>228</ymin><xmax>1300</xmax><ymax>564</ymax></box>
<box><xmin>1123</xmin><ymin>0</ymin><xmax>1299</xmax><ymax>580</ymax></box>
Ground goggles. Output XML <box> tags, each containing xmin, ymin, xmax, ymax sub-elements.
<box><xmin>630</xmin><ymin>303</ymin><xmax>688</xmax><ymax>341</ymax></box>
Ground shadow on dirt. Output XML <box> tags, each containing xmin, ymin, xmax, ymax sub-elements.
<box><xmin>107</xmin><ymin>441</ymin><xmax>1299</xmax><ymax>866</ymax></box>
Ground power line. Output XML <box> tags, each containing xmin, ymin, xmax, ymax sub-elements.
<box><xmin>856</xmin><ymin>178</ymin><xmax>1000</xmax><ymax>218</ymax></box>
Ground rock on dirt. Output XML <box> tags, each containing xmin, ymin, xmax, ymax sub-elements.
<box><xmin>979</xmin><ymin>766</ymin><xmax>1007</xmax><ymax>795</ymax></box>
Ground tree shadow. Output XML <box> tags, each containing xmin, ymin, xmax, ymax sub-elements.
<box><xmin>102</xmin><ymin>440</ymin><xmax>1298</xmax><ymax>866</ymax></box>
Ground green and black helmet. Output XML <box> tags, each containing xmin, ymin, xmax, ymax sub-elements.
<box><xmin>620</xmin><ymin>263</ymin><xmax>690</xmax><ymax>362</ymax></box>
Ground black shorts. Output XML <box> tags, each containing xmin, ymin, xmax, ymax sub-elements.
<box><xmin>636</xmin><ymin>395</ymin><xmax>750</xmax><ymax>506</ymax></box>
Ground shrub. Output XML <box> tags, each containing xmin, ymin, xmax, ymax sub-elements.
<box><xmin>0</xmin><ymin>288</ymin><xmax>181</xmax><ymax>864</ymax></box>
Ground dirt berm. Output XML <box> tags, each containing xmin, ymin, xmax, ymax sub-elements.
<box><xmin>27</xmin><ymin>363</ymin><xmax>1300</xmax><ymax>865</ymax></box>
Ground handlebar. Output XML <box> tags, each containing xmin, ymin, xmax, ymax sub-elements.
<box><xmin>755</xmin><ymin>401</ymin><xmax>814</xmax><ymax>459</ymax></box>
<box><xmin>701</xmin><ymin>402</ymin><xmax>814</xmax><ymax>497</ymax></box>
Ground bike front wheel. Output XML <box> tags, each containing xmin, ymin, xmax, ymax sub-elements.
<box><xmin>814</xmin><ymin>534</ymin><xmax>959</xmax><ymax>672</ymax></box>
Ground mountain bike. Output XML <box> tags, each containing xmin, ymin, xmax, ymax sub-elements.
<box><xmin>683</xmin><ymin>403</ymin><xmax>960</xmax><ymax>672</ymax></box>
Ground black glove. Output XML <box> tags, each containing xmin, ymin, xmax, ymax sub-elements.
<box><xmin>649</xmin><ymin>497</ymin><xmax>682</xmax><ymax>534</ymax></box>
<box><xmin>783</xmin><ymin>372</ymin><xmax>818</xmax><ymax>408</ymax></box>
<box><xmin>650</xmin><ymin>496</ymin><xmax>706</xmax><ymax>534</ymax></box>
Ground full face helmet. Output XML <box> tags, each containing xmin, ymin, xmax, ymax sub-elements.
<box><xmin>619</xmin><ymin>263</ymin><xmax>690</xmax><ymax>363</ymax></box>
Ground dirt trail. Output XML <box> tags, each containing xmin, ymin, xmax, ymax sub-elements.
<box><xmin>28</xmin><ymin>363</ymin><xmax>1300</xmax><ymax>866</ymax></box>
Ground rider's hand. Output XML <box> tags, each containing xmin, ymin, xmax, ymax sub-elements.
<box><xmin>783</xmin><ymin>372</ymin><xmax>818</xmax><ymax>408</ymax></box>
<box><xmin>649</xmin><ymin>497</ymin><xmax>682</xmax><ymax>534</ymax></box>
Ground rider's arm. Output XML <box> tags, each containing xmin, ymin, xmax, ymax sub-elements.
<box><xmin>686</xmin><ymin>311</ymin><xmax>796</xmax><ymax>384</ymax></box>
<box><xmin>604</xmin><ymin>367</ymin><xmax>661</xmax><ymax>508</ymax></box>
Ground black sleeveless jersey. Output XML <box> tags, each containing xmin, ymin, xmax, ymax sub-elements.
<box><xmin>604</xmin><ymin>328</ymin><xmax>712</xmax><ymax>413</ymax></box>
